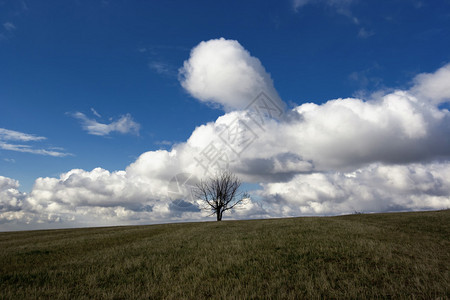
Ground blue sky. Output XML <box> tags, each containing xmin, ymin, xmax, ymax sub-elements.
<box><xmin>1</xmin><ymin>0</ymin><xmax>450</xmax><ymax>230</ymax></box>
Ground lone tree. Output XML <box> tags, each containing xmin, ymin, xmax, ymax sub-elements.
<box><xmin>195</xmin><ymin>170</ymin><xmax>248</xmax><ymax>221</ymax></box>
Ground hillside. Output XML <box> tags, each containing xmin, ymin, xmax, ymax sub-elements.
<box><xmin>1</xmin><ymin>210</ymin><xmax>449</xmax><ymax>299</ymax></box>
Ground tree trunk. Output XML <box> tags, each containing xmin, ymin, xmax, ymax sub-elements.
<box><xmin>216</xmin><ymin>209</ymin><xmax>222</xmax><ymax>221</ymax></box>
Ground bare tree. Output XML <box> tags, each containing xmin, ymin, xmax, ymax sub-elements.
<box><xmin>195</xmin><ymin>170</ymin><xmax>248</xmax><ymax>221</ymax></box>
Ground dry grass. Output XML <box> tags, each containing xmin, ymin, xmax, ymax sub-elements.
<box><xmin>0</xmin><ymin>210</ymin><xmax>449</xmax><ymax>299</ymax></box>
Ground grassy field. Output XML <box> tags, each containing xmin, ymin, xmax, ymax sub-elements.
<box><xmin>0</xmin><ymin>210</ymin><xmax>449</xmax><ymax>299</ymax></box>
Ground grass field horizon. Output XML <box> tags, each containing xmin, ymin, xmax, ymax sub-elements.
<box><xmin>1</xmin><ymin>210</ymin><xmax>449</xmax><ymax>299</ymax></box>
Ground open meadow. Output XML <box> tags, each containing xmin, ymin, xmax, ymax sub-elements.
<box><xmin>1</xmin><ymin>210</ymin><xmax>449</xmax><ymax>299</ymax></box>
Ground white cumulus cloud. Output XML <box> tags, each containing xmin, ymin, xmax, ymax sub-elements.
<box><xmin>0</xmin><ymin>176</ymin><xmax>29</xmax><ymax>225</ymax></box>
<box><xmin>179</xmin><ymin>38</ymin><xmax>284</xmax><ymax>112</ymax></box>
<box><xmin>411</xmin><ymin>63</ymin><xmax>450</xmax><ymax>105</ymax></box>
<box><xmin>258</xmin><ymin>162</ymin><xmax>450</xmax><ymax>216</ymax></box>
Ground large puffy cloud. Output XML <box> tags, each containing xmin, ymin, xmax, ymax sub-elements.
<box><xmin>179</xmin><ymin>38</ymin><xmax>284</xmax><ymax>112</ymax></box>
<box><xmin>181</xmin><ymin>87</ymin><xmax>449</xmax><ymax>181</ymax></box>
<box><xmin>1</xmin><ymin>41</ymin><xmax>450</xmax><ymax>231</ymax></box>
<box><xmin>0</xmin><ymin>176</ymin><xmax>30</xmax><ymax>225</ymax></box>
<box><xmin>278</xmin><ymin>91</ymin><xmax>449</xmax><ymax>169</ymax></box>
<box><xmin>259</xmin><ymin>163</ymin><xmax>450</xmax><ymax>216</ymax></box>
<box><xmin>411</xmin><ymin>63</ymin><xmax>450</xmax><ymax>105</ymax></box>
<box><xmin>24</xmin><ymin>166</ymin><xmax>208</xmax><ymax>226</ymax></box>
<box><xmin>0</xmin><ymin>176</ymin><xmax>24</xmax><ymax>211</ymax></box>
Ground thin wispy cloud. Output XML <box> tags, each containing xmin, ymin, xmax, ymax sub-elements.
<box><xmin>0</xmin><ymin>1</ymin><xmax>29</xmax><ymax>43</ymax></box>
<box><xmin>0</xmin><ymin>128</ymin><xmax>70</xmax><ymax>157</ymax></box>
<box><xmin>155</xmin><ymin>140</ymin><xmax>173</xmax><ymax>147</ymax></box>
<box><xmin>358</xmin><ymin>27</ymin><xmax>374</xmax><ymax>38</ymax></box>
<box><xmin>20</xmin><ymin>0</ymin><xmax>28</xmax><ymax>10</ymax></box>
<box><xmin>0</xmin><ymin>142</ymin><xmax>70</xmax><ymax>157</ymax></box>
<box><xmin>3</xmin><ymin>22</ymin><xmax>16</xmax><ymax>32</ymax></box>
<box><xmin>0</xmin><ymin>128</ymin><xmax>45</xmax><ymax>142</ymax></box>
<box><xmin>293</xmin><ymin>0</ymin><xmax>356</xmax><ymax>13</ymax></box>
<box><xmin>348</xmin><ymin>64</ymin><xmax>383</xmax><ymax>90</ymax></box>
<box><xmin>0</xmin><ymin>22</ymin><xmax>16</xmax><ymax>41</ymax></box>
<box><xmin>149</xmin><ymin>61</ymin><xmax>175</xmax><ymax>77</ymax></box>
<box><xmin>72</xmin><ymin>112</ymin><xmax>140</xmax><ymax>136</ymax></box>
<box><xmin>140</xmin><ymin>44</ymin><xmax>189</xmax><ymax>77</ymax></box>
<box><xmin>91</xmin><ymin>108</ymin><xmax>102</xmax><ymax>118</ymax></box>
<box><xmin>292</xmin><ymin>1</ymin><xmax>378</xmax><ymax>44</ymax></box>
<box><xmin>292</xmin><ymin>0</ymin><xmax>360</xmax><ymax>26</ymax></box>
